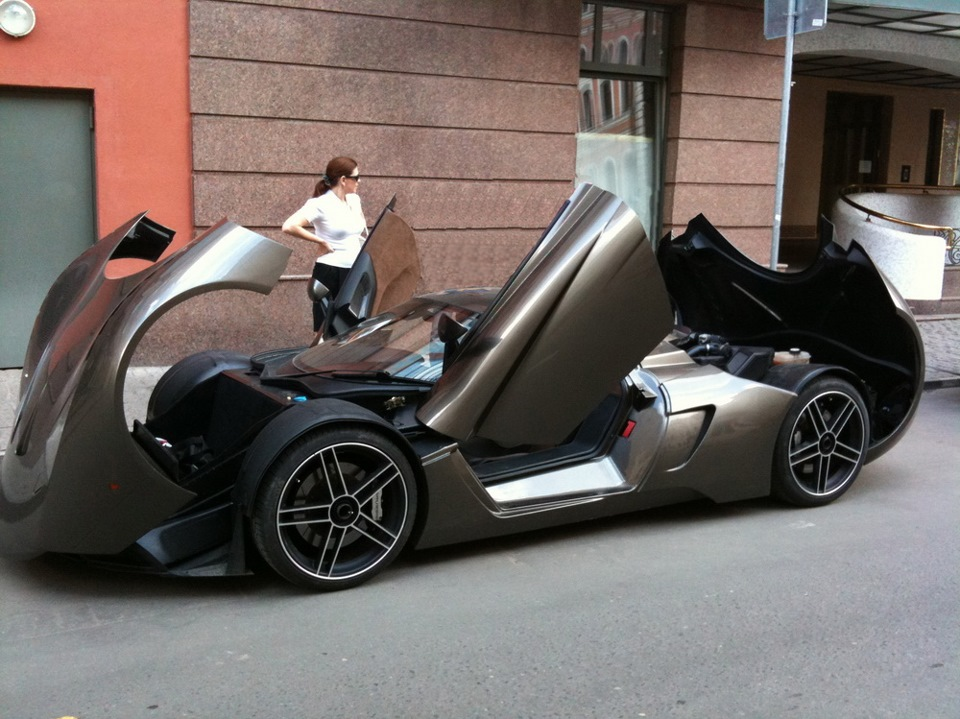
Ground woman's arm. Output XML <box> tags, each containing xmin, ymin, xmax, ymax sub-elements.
<box><xmin>282</xmin><ymin>210</ymin><xmax>333</xmax><ymax>255</ymax></box>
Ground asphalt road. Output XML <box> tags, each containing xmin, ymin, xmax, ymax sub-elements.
<box><xmin>1</xmin><ymin>388</ymin><xmax>957</xmax><ymax>719</ymax></box>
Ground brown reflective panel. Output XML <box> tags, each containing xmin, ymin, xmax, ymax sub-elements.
<box><xmin>418</xmin><ymin>185</ymin><xmax>672</xmax><ymax>448</ymax></box>
<box><xmin>365</xmin><ymin>210</ymin><xmax>422</xmax><ymax>316</ymax></box>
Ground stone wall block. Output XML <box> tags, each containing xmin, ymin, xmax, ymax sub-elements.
<box><xmin>673</xmin><ymin>139</ymin><xmax>779</xmax><ymax>185</ymax></box>
<box><xmin>191</xmin><ymin>1</ymin><xmax>578</xmax><ymax>84</ymax></box>
<box><xmin>192</xmin><ymin>116</ymin><xmax>575</xmax><ymax>179</ymax></box>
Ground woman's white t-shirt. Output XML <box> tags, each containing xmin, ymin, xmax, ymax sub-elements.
<box><xmin>299</xmin><ymin>192</ymin><xmax>366</xmax><ymax>268</ymax></box>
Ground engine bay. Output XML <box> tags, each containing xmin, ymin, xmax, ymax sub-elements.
<box><xmin>672</xmin><ymin>330</ymin><xmax>801</xmax><ymax>383</ymax></box>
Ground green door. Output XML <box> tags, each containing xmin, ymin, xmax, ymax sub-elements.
<box><xmin>0</xmin><ymin>89</ymin><xmax>96</xmax><ymax>368</ymax></box>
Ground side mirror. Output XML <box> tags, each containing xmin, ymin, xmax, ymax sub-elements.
<box><xmin>437</xmin><ymin>312</ymin><xmax>469</xmax><ymax>372</ymax></box>
<box><xmin>307</xmin><ymin>279</ymin><xmax>330</xmax><ymax>302</ymax></box>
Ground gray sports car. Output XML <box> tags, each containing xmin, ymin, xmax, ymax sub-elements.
<box><xmin>0</xmin><ymin>185</ymin><xmax>923</xmax><ymax>590</ymax></box>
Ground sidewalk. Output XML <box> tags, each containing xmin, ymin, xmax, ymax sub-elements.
<box><xmin>0</xmin><ymin>366</ymin><xmax>166</xmax><ymax>456</ymax></box>
<box><xmin>914</xmin><ymin>315</ymin><xmax>960</xmax><ymax>389</ymax></box>
<box><xmin>2</xmin><ymin>318</ymin><xmax>959</xmax><ymax>454</ymax></box>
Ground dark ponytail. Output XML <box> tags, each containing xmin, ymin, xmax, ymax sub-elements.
<box><xmin>312</xmin><ymin>175</ymin><xmax>331</xmax><ymax>198</ymax></box>
<box><xmin>313</xmin><ymin>156</ymin><xmax>358</xmax><ymax>197</ymax></box>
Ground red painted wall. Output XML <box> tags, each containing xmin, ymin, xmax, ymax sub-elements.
<box><xmin>0</xmin><ymin>0</ymin><xmax>193</xmax><ymax>237</ymax></box>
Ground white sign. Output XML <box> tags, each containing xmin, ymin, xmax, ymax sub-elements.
<box><xmin>765</xmin><ymin>0</ymin><xmax>828</xmax><ymax>40</ymax></box>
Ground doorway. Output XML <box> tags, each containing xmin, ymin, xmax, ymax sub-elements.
<box><xmin>818</xmin><ymin>91</ymin><xmax>893</xmax><ymax>221</ymax></box>
<box><xmin>0</xmin><ymin>88</ymin><xmax>96</xmax><ymax>368</ymax></box>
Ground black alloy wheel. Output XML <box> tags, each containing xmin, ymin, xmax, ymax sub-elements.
<box><xmin>252</xmin><ymin>427</ymin><xmax>417</xmax><ymax>591</ymax></box>
<box><xmin>772</xmin><ymin>377</ymin><xmax>868</xmax><ymax>507</ymax></box>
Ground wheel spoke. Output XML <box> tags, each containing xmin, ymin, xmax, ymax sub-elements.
<box><xmin>316</xmin><ymin>525</ymin><xmax>347</xmax><ymax>577</ymax></box>
<box><xmin>355</xmin><ymin>512</ymin><xmax>400</xmax><ymax>549</ymax></box>
<box><xmin>833</xmin><ymin>440</ymin><xmax>863</xmax><ymax>465</ymax></box>
<box><xmin>790</xmin><ymin>440</ymin><xmax>821</xmax><ymax>466</ymax></box>
<box><xmin>816</xmin><ymin>454</ymin><xmax>831</xmax><ymax>494</ymax></box>
<box><xmin>828</xmin><ymin>398</ymin><xmax>857</xmax><ymax>434</ymax></box>
<box><xmin>806</xmin><ymin>401</ymin><xmax>829</xmax><ymax>437</ymax></box>
<box><xmin>354</xmin><ymin>463</ymin><xmax>401</xmax><ymax>505</ymax></box>
<box><xmin>322</xmin><ymin>446</ymin><xmax>349</xmax><ymax>497</ymax></box>
<box><xmin>278</xmin><ymin>502</ymin><xmax>331</xmax><ymax>527</ymax></box>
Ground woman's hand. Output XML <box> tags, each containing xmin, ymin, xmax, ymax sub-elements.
<box><xmin>282</xmin><ymin>212</ymin><xmax>333</xmax><ymax>254</ymax></box>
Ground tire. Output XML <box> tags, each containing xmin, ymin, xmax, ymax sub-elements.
<box><xmin>772</xmin><ymin>377</ymin><xmax>868</xmax><ymax>507</ymax></box>
<box><xmin>147</xmin><ymin>350</ymin><xmax>251</xmax><ymax>421</ymax></box>
<box><xmin>251</xmin><ymin>426</ymin><xmax>417</xmax><ymax>591</ymax></box>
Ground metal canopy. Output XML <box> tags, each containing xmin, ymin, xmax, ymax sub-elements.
<box><xmin>837</xmin><ymin>1</ymin><xmax>960</xmax><ymax>13</ymax></box>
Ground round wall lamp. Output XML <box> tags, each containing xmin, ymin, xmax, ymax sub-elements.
<box><xmin>0</xmin><ymin>0</ymin><xmax>36</xmax><ymax>38</ymax></box>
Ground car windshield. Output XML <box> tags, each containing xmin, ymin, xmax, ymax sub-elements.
<box><xmin>291</xmin><ymin>299</ymin><xmax>478</xmax><ymax>383</ymax></box>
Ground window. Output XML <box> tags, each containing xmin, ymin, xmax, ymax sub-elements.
<box><xmin>580</xmin><ymin>87</ymin><xmax>595</xmax><ymax>130</ymax></box>
<box><xmin>600</xmin><ymin>80</ymin><xmax>614</xmax><ymax>122</ymax></box>
<box><xmin>617</xmin><ymin>39</ymin><xmax>630</xmax><ymax>107</ymax></box>
<box><xmin>577</xmin><ymin>2</ymin><xmax>669</xmax><ymax>239</ymax></box>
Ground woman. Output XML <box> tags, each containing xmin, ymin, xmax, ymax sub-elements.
<box><xmin>282</xmin><ymin>156</ymin><xmax>365</xmax><ymax>331</ymax></box>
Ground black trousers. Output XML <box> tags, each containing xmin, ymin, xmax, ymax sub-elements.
<box><xmin>311</xmin><ymin>262</ymin><xmax>350</xmax><ymax>332</ymax></box>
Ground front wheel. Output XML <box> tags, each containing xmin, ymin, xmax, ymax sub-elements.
<box><xmin>772</xmin><ymin>377</ymin><xmax>869</xmax><ymax>507</ymax></box>
<box><xmin>252</xmin><ymin>427</ymin><xmax>417</xmax><ymax>591</ymax></box>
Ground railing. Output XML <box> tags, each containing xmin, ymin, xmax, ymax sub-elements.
<box><xmin>839</xmin><ymin>184</ymin><xmax>960</xmax><ymax>265</ymax></box>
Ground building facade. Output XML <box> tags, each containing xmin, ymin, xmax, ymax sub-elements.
<box><xmin>1</xmin><ymin>0</ymin><xmax>958</xmax><ymax>367</ymax></box>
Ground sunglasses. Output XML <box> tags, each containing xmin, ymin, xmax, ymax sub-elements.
<box><xmin>345</xmin><ymin>174</ymin><xmax>361</xmax><ymax>181</ymax></box>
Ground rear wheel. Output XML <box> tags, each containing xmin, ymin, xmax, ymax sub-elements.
<box><xmin>252</xmin><ymin>427</ymin><xmax>417</xmax><ymax>591</ymax></box>
<box><xmin>772</xmin><ymin>377</ymin><xmax>868</xmax><ymax>506</ymax></box>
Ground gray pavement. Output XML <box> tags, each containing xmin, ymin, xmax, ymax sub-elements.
<box><xmin>1</xmin><ymin>385</ymin><xmax>958</xmax><ymax>718</ymax></box>
<box><xmin>916</xmin><ymin>315</ymin><xmax>960</xmax><ymax>389</ymax></box>
<box><xmin>1</xmin><ymin>317</ymin><xmax>959</xmax><ymax>454</ymax></box>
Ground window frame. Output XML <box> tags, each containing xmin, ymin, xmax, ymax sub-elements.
<box><xmin>578</xmin><ymin>1</ymin><xmax>671</xmax><ymax>241</ymax></box>
<box><xmin>580</xmin><ymin>2</ymin><xmax>670</xmax><ymax>79</ymax></box>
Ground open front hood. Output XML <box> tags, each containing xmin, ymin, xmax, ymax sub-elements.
<box><xmin>0</xmin><ymin>216</ymin><xmax>291</xmax><ymax>557</ymax></box>
<box><xmin>417</xmin><ymin>184</ymin><xmax>674</xmax><ymax>447</ymax></box>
